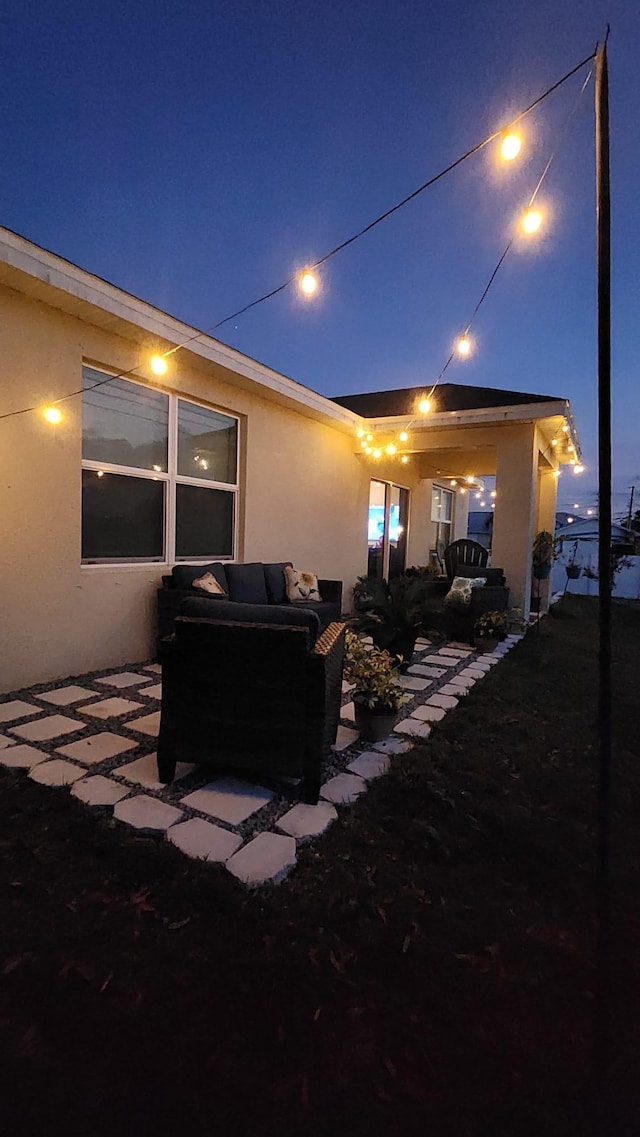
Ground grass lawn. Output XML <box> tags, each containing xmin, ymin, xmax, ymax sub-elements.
<box><xmin>1</xmin><ymin>596</ymin><xmax>639</xmax><ymax>1136</ymax></box>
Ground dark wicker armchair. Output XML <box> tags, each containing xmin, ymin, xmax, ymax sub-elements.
<box><xmin>157</xmin><ymin>599</ymin><xmax>346</xmax><ymax>804</ymax></box>
<box><xmin>444</xmin><ymin>539</ymin><xmax>489</xmax><ymax>581</ymax></box>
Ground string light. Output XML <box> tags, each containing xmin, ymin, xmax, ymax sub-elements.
<box><xmin>299</xmin><ymin>271</ymin><xmax>318</xmax><ymax>297</ymax></box>
<box><xmin>490</xmin><ymin>490</ymin><xmax>496</xmax><ymax>498</ymax></box>
<box><xmin>357</xmin><ymin>428</ymin><xmax>365</xmax><ymax>438</ymax></box>
<box><xmin>97</xmin><ymin>469</ymin><xmax>104</xmax><ymax>478</ymax></box>
<box><xmin>466</xmin><ymin>476</ymin><xmax>474</xmax><ymax>484</ymax></box>
<box><xmin>574</xmin><ymin>464</ymin><xmax>584</xmax><ymax>474</ymax></box>
<box><xmin>553</xmin><ymin>470</ymin><xmax>561</xmax><ymax>478</ymax></box>
<box><xmin>386</xmin><ymin>443</ymin><xmax>397</xmax><ymax>456</ymax></box>
<box><xmin>401</xmin><ymin>456</ymin><xmax>409</xmax><ymax>464</ymax></box>
<box><xmin>459</xmin><ymin>487</ymin><xmax>466</xmax><ymax>495</ymax></box>
<box><xmin>42</xmin><ymin>406</ymin><xmax>63</xmax><ymax>424</ymax></box>
<box><xmin>551</xmin><ymin>438</ymin><xmax>558</xmax><ymax>446</ymax></box>
<box><xmin>500</xmin><ymin>133</ymin><xmax>522</xmax><ymax>161</ymax></box>
<box><xmin>150</xmin><ymin>355</ymin><xmax>168</xmax><ymax>376</ymax></box>
<box><xmin>418</xmin><ymin>398</ymin><xmax>431</xmax><ymax>414</ymax></box>
<box><xmin>366</xmin><ymin>433</ymin><xmax>373</xmax><ymax>442</ymax></box>
<box><xmin>360</xmin><ymin>439</ymin><xmax>368</xmax><ymax>449</ymax></box>
<box><xmin>456</xmin><ymin>336</ymin><xmax>471</xmax><ymax>357</ymax></box>
<box><xmin>373</xmin><ymin>448</ymin><xmax>382</xmax><ymax>459</ymax></box>
<box><xmin>399</xmin><ymin>431</ymin><xmax>409</xmax><ymax>443</ymax></box>
<box><xmin>450</xmin><ymin>480</ymin><xmax>457</xmax><ymax>487</ymax></box>
<box><xmin>522</xmin><ymin>208</ymin><xmax>543</xmax><ymax>234</ymax></box>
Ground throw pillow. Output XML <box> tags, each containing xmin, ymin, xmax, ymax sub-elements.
<box><xmin>285</xmin><ymin>566</ymin><xmax>322</xmax><ymax>603</ymax></box>
<box><xmin>192</xmin><ymin>572</ymin><xmax>227</xmax><ymax>596</ymax></box>
<box><xmin>444</xmin><ymin>575</ymin><xmax>487</xmax><ymax>608</ymax></box>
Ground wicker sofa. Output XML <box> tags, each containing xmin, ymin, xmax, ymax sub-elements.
<box><xmin>157</xmin><ymin>598</ymin><xmax>346</xmax><ymax>803</ymax></box>
<box><xmin>157</xmin><ymin>561</ymin><xmax>342</xmax><ymax>650</ymax></box>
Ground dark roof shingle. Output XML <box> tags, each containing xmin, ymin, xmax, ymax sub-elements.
<box><xmin>331</xmin><ymin>382</ymin><xmax>561</xmax><ymax>418</ymax></box>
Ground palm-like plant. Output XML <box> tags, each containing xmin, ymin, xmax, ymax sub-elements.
<box><xmin>351</xmin><ymin>573</ymin><xmax>428</xmax><ymax>664</ymax></box>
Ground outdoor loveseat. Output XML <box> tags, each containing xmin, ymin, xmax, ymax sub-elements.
<box><xmin>157</xmin><ymin>598</ymin><xmax>346</xmax><ymax>803</ymax></box>
<box><xmin>157</xmin><ymin>561</ymin><xmax>342</xmax><ymax>650</ymax></box>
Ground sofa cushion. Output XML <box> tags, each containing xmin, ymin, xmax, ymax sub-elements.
<box><xmin>179</xmin><ymin>597</ymin><xmax>320</xmax><ymax>646</ymax></box>
<box><xmin>192</xmin><ymin>571</ymin><xmax>227</xmax><ymax>595</ymax></box>
<box><xmin>454</xmin><ymin>564</ymin><xmax>505</xmax><ymax>587</ymax></box>
<box><xmin>263</xmin><ymin>562</ymin><xmax>292</xmax><ymax>605</ymax></box>
<box><xmin>290</xmin><ymin>600</ymin><xmax>339</xmax><ymax>627</ymax></box>
<box><xmin>172</xmin><ymin>563</ymin><xmax>228</xmax><ymax>592</ymax></box>
<box><xmin>225</xmin><ymin>563</ymin><xmax>269</xmax><ymax>604</ymax></box>
<box><xmin>285</xmin><ymin>566</ymin><xmax>322</xmax><ymax>602</ymax></box>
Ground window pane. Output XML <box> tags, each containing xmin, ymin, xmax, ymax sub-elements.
<box><xmin>175</xmin><ymin>484</ymin><xmax>234</xmax><ymax>558</ymax></box>
<box><xmin>389</xmin><ymin>486</ymin><xmax>409</xmax><ymax>579</ymax></box>
<box><xmin>82</xmin><ymin>470</ymin><xmax>164</xmax><ymax>560</ymax></box>
<box><xmin>82</xmin><ymin>367</ymin><xmax>168</xmax><ymax>471</ymax></box>
<box><xmin>367</xmin><ymin>480</ymin><xmax>386</xmax><ymax>579</ymax></box>
<box><xmin>177</xmin><ymin>400</ymin><xmax>237</xmax><ymax>484</ymax></box>
<box><xmin>431</xmin><ymin>486</ymin><xmax>442</xmax><ymax>522</ymax></box>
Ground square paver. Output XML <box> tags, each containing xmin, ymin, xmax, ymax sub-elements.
<box><xmin>181</xmin><ymin>777</ymin><xmax>273</xmax><ymax>825</ymax></box>
<box><xmin>320</xmin><ymin>772</ymin><xmax>367</xmax><ymax>804</ymax></box>
<box><xmin>95</xmin><ymin>672</ymin><xmax>151</xmax><ymax>688</ymax></box>
<box><xmin>431</xmin><ymin>655</ymin><xmax>463</xmax><ymax>668</ymax></box>
<box><xmin>393</xmin><ymin>719</ymin><xmax>432</xmax><ymax>739</ymax></box>
<box><xmin>138</xmin><ymin>683</ymin><xmax>162</xmax><ymax>700</ymax></box>
<box><xmin>77</xmin><ymin>697</ymin><xmax>143</xmax><ymax>720</ymax></box>
<box><xmin>408</xmin><ymin>664</ymin><xmax>446</xmax><ymax>678</ymax></box>
<box><xmin>0</xmin><ymin>743</ymin><xmax>49</xmax><ymax>769</ymax></box>
<box><xmin>126</xmin><ymin>711</ymin><xmax>161</xmax><ymax>736</ymax></box>
<box><xmin>398</xmin><ymin>675</ymin><xmax>430</xmax><ymax>691</ymax></box>
<box><xmin>143</xmin><ymin>663</ymin><xmax>162</xmax><ymax>674</ymax></box>
<box><xmin>332</xmin><ymin>726</ymin><xmax>360</xmax><ymax>752</ymax></box>
<box><xmin>113</xmin><ymin>752</ymin><xmax>194</xmax><ymax>790</ymax></box>
<box><xmin>347</xmin><ymin>751</ymin><xmax>390</xmax><ymax>780</ymax></box>
<box><xmin>38</xmin><ymin>686</ymin><xmax>97</xmax><ymax>706</ymax></box>
<box><xmin>57</xmin><ymin>732</ymin><xmax>138</xmax><ymax>765</ymax></box>
<box><xmin>167</xmin><ymin>817</ymin><xmax>242</xmax><ymax>862</ymax></box>
<box><xmin>0</xmin><ymin>700</ymin><xmax>42</xmax><ymax>723</ymax></box>
<box><xmin>276</xmin><ymin>801</ymin><xmax>337</xmax><ymax>840</ymax></box>
<box><xmin>226</xmin><ymin>832</ymin><xmax>297</xmax><ymax>887</ymax></box>
<box><xmin>71</xmin><ymin>775</ymin><xmax>131</xmax><ymax>806</ymax></box>
<box><xmin>441</xmin><ymin>647</ymin><xmax>473</xmax><ymax>657</ymax></box>
<box><xmin>448</xmin><ymin>675</ymin><xmax>475</xmax><ymax>690</ymax></box>
<box><xmin>459</xmin><ymin>667</ymin><xmax>487</xmax><ymax>680</ymax></box>
<box><xmin>29</xmin><ymin>759</ymin><xmax>85</xmax><ymax>786</ymax></box>
<box><xmin>114</xmin><ymin>794</ymin><xmax>183</xmax><ymax>833</ymax></box>
<box><xmin>426</xmin><ymin>693</ymin><xmax>459</xmax><ymax>710</ymax></box>
<box><xmin>341</xmin><ymin>680</ymin><xmax>355</xmax><ymax>694</ymax></box>
<box><xmin>340</xmin><ymin>701</ymin><xmax>356</xmax><ymax>725</ymax></box>
<box><xmin>372</xmin><ymin>737</ymin><xmax>413</xmax><ymax>755</ymax></box>
<box><xmin>412</xmin><ymin>704</ymin><xmax>446</xmax><ymax>723</ymax></box>
<box><xmin>0</xmin><ymin>734</ymin><xmax>16</xmax><ymax>750</ymax></box>
<box><xmin>438</xmin><ymin>683</ymin><xmax>468</xmax><ymax>697</ymax></box>
<box><xmin>10</xmin><ymin>714</ymin><xmax>81</xmax><ymax>742</ymax></box>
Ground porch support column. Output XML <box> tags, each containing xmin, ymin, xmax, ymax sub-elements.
<box><xmin>491</xmin><ymin>424</ymin><xmax>537</xmax><ymax>619</ymax></box>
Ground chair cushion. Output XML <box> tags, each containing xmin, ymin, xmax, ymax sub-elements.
<box><xmin>225</xmin><ymin>563</ymin><xmax>269</xmax><ymax>604</ymax></box>
<box><xmin>172</xmin><ymin>563</ymin><xmax>228</xmax><ymax>592</ymax></box>
<box><xmin>179</xmin><ymin>597</ymin><xmax>320</xmax><ymax>646</ymax></box>
<box><xmin>263</xmin><ymin>562</ymin><xmax>292</xmax><ymax>605</ymax></box>
<box><xmin>444</xmin><ymin>575</ymin><xmax>487</xmax><ymax>609</ymax></box>
<box><xmin>192</xmin><ymin>571</ymin><xmax>227</xmax><ymax>595</ymax></box>
<box><xmin>285</xmin><ymin>566</ymin><xmax>322</xmax><ymax>602</ymax></box>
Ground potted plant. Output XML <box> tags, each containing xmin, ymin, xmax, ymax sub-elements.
<box><xmin>344</xmin><ymin>629</ymin><xmax>412</xmax><ymax>740</ymax></box>
<box><xmin>352</xmin><ymin>573</ymin><xmax>429</xmax><ymax>671</ymax></box>
<box><xmin>473</xmin><ymin>609</ymin><xmax>507</xmax><ymax>653</ymax></box>
<box><xmin>566</xmin><ymin>540</ymin><xmax>582</xmax><ymax>580</ymax></box>
<box><xmin>532</xmin><ymin>530</ymin><xmax>557</xmax><ymax>580</ymax></box>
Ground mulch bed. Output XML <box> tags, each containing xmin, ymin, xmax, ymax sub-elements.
<box><xmin>1</xmin><ymin>596</ymin><xmax>639</xmax><ymax>1136</ymax></box>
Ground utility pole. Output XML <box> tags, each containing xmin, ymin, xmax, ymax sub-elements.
<box><xmin>626</xmin><ymin>484</ymin><xmax>635</xmax><ymax>528</ymax></box>
<box><xmin>595</xmin><ymin>34</ymin><xmax>612</xmax><ymax>1091</ymax></box>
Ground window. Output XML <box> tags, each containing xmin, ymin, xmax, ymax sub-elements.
<box><xmin>431</xmin><ymin>485</ymin><xmax>454</xmax><ymax>561</ymax></box>
<box><xmin>81</xmin><ymin>366</ymin><xmax>238</xmax><ymax>563</ymax></box>
<box><xmin>367</xmin><ymin>479</ymin><xmax>409</xmax><ymax>579</ymax></box>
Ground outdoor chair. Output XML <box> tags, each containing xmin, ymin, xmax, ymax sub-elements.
<box><xmin>157</xmin><ymin>598</ymin><xmax>346</xmax><ymax>804</ymax></box>
<box><xmin>444</xmin><ymin>538</ymin><xmax>489</xmax><ymax>580</ymax></box>
<box><xmin>425</xmin><ymin>538</ymin><xmax>509</xmax><ymax>644</ymax></box>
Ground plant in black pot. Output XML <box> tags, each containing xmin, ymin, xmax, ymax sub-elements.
<box><xmin>352</xmin><ymin>573</ymin><xmax>428</xmax><ymax>671</ymax></box>
<box><xmin>532</xmin><ymin>530</ymin><xmax>557</xmax><ymax>580</ymax></box>
<box><xmin>344</xmin><ymin>630</ymin><xmax>412</xmax><ymax>741</ymax></box>
<box><xmin>473</xmin><ymin>609</ymin><xmax>507</xmax><ymax>653</ymax></box>
<box><xmin>565</xmin><ymin>539</ymin><xmax>582</xmax><ymax>580</ymax></box>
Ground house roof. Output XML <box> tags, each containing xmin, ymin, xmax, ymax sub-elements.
<box><xmin>332</xmin><ymin>383</ymin><xmax>561</xmax><ymax>419</ymax></box>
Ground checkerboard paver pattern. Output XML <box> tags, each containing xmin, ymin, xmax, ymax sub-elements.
<box><xmin>0</xmin><ymin>633</ymin><xmax>525</xmax><ymax>885</ymax></box>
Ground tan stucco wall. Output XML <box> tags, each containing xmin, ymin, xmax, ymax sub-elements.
<box><xmin>0</xmin><ymin>284</ymin><xmax>378</xmax><ymax>691</ymax></box>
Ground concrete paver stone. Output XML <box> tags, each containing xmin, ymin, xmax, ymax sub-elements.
<box><xmin>276</xmin><ymin>801</ymin><xmax>338</xmax><ymax>840</ymax></box>
<box><xmin>320</xmin><ymin>772</ymin><xmax>367</xmax><ymax>804</ymax></box>
<box><xmin>427</xmin><ymin>693</ymin><xmax>459</xmax><ymax>710</ymax></box>
<box><xmin>71</xmin><ymin>776</ymin><xmax>131</xmax><ymax>806</ymax></box>
<box><xmin>226</xmin><ymin>832</ymin><xmax>297</xmax><ymax>886</ymax></box>
<box><xmin>393</xmin><ymin>719</ymin><xmax>432</xmax><ymax>739</ymax></box>
<box><xmin>372</xmin><ymin>737</ymin><xmax>413</xmax><ymax>755</ymax></box>
<box><xmin>331</xmin><ymin>725</ymin><xmax>360</xmax><ymax>752</ymax></box>
<box><xmin>78</xmin><ymin>698</ymin><xmax>143</xmax><ymax>720</ymax></box>
<box><xmin>95</xmin><ymin>672</ymin><xmax>151</xmax><ymax>688</ymax></box>
<box><xmin>57</xmin><ymin>732</ymin><xmax>138</xmax><ymax>765</ymax></box>
<box><xmin>0</xmin><ymin>743</ymin><xmax>49</xmax><ymax>769</ymax></box>
<box><xmin>114</xmin><ymin>794</ymin><xmax>184</xmax><ymax>833</ymax></box>
<box><xmin>181</xmin><ymin>777</ymin><xmax>273</xmax><ymax>825</ymax></box>
<box><xmin>39</xmin><ymin>686</ymin><xmax>97</xmax><ymax>706</ymax></box>
<box><xmin>113</xmin><ymin>752</ymin><xmax>194</xmax><ymax>790</ymax></box>
<box><xmin>347</xmin><ymin>751</ymin><xmax>390</xmax><ymax>780</ymax></box>
<box><xmin>167</xmin><ymin>818</ymin><xmax>242</xmax><ymax>862</ymax></box>
<box><xmin>10</xmin><ymin>714</ymin><xmax>83</xmax><ymax>742</ymax></box>
<box><xmin>29</xmin><ymin>759</ymin><xmax>85</xmax><ymax>786</ymax></box>
<box><xmin>0</xmin><ymin>700</ymin><xmax>42</xmax><ymax>723</ymax></box>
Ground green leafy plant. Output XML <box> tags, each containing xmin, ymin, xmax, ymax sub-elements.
<box><xmin>351</xmin><ymin>573</ymin><xmax>429</xmax><ymax>648</ymax></box>
<box><xmin>473</xmin><ymin>610</ymin><xmax>507</xmax><ymax>640</ymax></box>
<box><xmin>344</xmin><ymin>629</ymin><xmax>412</xmax><ymax>712</ymax></box>
<box><xmin>532</xmin><ymin>530</ymin><xmax>558</xmax><ymax>574</ymax></box>
<box><xmin>506</xmin><ymin>606</ymin><xmax>526</xmax><ymax>634</ymax></box>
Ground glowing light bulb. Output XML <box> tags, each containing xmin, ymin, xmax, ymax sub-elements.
<box><xmin>418</xmin><ymin>398</ymin><xmax>431</xmax><ymax>414</ymax></box>
<box><xmin>551</xmin><ymin>438</ymin><xmax>558</xmax><ymax>447</ymax></box>
<box><xmin>501</xmin><ymin>133</ymin><xmax>522</xmax><ymax>161</ymax></box>
<box><xmin>573</xmin><ymin>503</ymin><xmax>579</xmax><ymax>509</ymax></box>
<box><xmin>356</xmin><ymin>428</ymin><xmax>365</xmax><ymax>439</ymax></box>
<box><xmin>399</xmin><ymin>431</ymin><xmax>409</xmax><ymax>443</ymax></box>
<box><xmin>401</xmin><ymin>456</ymin><xmax>409</xmax><ymax>464</ymax></box>
<box><xmin>574</xmin><ymin>464</ymin><xmax>584</xmax><ymax>474</ymax></box>
<box><xmin>299</xmin><ymin>271</ymin><xmax>318</xmax><ymax>296</ymax></box>
<box><xmin>480</xmin><ymin>501</ymin><xmax>486</xmax><ymax>507</ymax></box>
<box><xmin>43</xmin><ymin>406</ymin><xmax>62</xmax><ymax>424</ymax></box>
<box><xmin>365</xmin><ymin>446</ymin><xmax>372</xmax><ymax>455</ymax></box>
<box><xmin>386</xmin><ymin>443</ymin><xmax>396</xmax><ymax>456</ymax></box>
<box><xmin>450</xmin><ymin>480</ymin><xmax>457</xmax><ymax>487</ymax></box>
<box><xmin>152</xmin><ymin>465</ymin><xmax>162</xmax><ymax>472</ymax></box>
<box><xmin>567</xmin><ymin>516</ymin><xmax>574</xmax><ymax>523</ymax></box>
<box><xmin>360</xmin><ymin>440</ymin><xmax>368</xmax><ymax>449</ymax></box>
<box><xmin>522</xmin><ymin>209</ymin><xmax>542</xmax><ymax>234</ymax></box>
<box><xmin>568</xmin><ymin>443</ymin><xmax>574</xmax><ymax>452</ymax></box>
<box><xmin>562</xmin><ymin>424</ymin><xmax>569</xmax><ymax>433</ymax></box>
<box><xmin>457</xmin><ymin>336</ymin><xmax>471</xmax><ymax>357</ymax></box>
<box><xmin>490</xmin><ymin>491</ymin><xmax>496</xmax><ymax>498</ymax></box>
<box><xmin>466</xmin><ymin>476</ymin><xmax>474</xmax><ymax>485</ymax></box>
<box><xmin>553</xmin><ymin>470</ymin><xmax>561</xmax><ymax>478</ymax></box>
<box><xmin>373</xmin><ymin>449</ymin><xmax>382</xmax><ymax>459</ymax></box>
<box><xmin>97</xmin><ymin>469</ymin><xmax>104</xmax><ymax>478</ymax></box>
<box><xmin>459</xmin><ymin>487</ymin><xmax>466</xmax><ymax>495</ymax></box>
<box><xmin>150</xmin><ymin>355</ymin><xmax>168</xmax><ymax>375</ymax></box>
<box><xmin>366</xmin><ymin>433</ymin><xmax>373</xmax><ymax>442</ymax></box>
<box><xmin>475</xmin><ymin>492</ymin><xmax>482</xmax><ymax>499</ymax></box>
<box><xmin>587</xmin><ymin>509</ymin><xmax>594</xmax><ymax>516</ymax></box>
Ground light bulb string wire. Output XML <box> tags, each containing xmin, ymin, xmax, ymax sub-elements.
<box><xmin>395</xmin><ymin>65</ymin><xmax>594</xmax><ymax>440</ymax></box>
<box><xmin>0</xmin><ymin>47</ymin><xmax>596</xmax><ymax>426</ymax></box>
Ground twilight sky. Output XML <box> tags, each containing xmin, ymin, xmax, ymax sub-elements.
<box><xmin>1</xmin><ymin>0</ymin><xmax>637</xmax><ymax>517</ymax></box>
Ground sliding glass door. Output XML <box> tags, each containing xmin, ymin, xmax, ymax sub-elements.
<box><xmin>367</xmin><ymin>480</ymin><xmax>409</xmax><ymax>579</ymax></box>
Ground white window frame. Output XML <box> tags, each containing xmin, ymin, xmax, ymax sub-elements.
<box><xmin>81</xmin><ymin>366</ymin><xmax>239</xmax><ymax>565</ymax></box>
<box><xmin>431</xmin><ymin>484</ymin><xmax>454</xmax><ymax>557</ymax></box>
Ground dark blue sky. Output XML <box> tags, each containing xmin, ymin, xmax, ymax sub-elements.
<box><xmin>1</xmin><ymin>0</ymin><xmax>637</xmax><ymax>516</ymax></box>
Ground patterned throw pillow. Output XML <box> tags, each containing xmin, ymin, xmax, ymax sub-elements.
<box><xmin>285</xmin><ymin>566</ymin><xmax>322</xmax><ymax>602</ymax></box>
<box><xmin>444</xmin><ymin>575</ymin><xmax>487</xmax><ymax>608</ymax></box>
<box><xmin>192</xmin><ymin>572</ymin><xmax>226</xmax><ymax>596</ymax></box>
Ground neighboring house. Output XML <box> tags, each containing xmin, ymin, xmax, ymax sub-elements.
<box><xmin>0</xmin><ymin>227</ymin><xmax>581</xmax><ymax>690</ymax></box>
<box><xmin>467</xmin><ymin>510</ymin><xmax>494</xmax><ymax>550</ymax></box>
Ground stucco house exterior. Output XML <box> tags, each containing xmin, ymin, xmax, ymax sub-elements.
<box><xmin>0</xmin><ymin>227</ymin><xmax>581</xmax><ymax>691</ymax></box>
